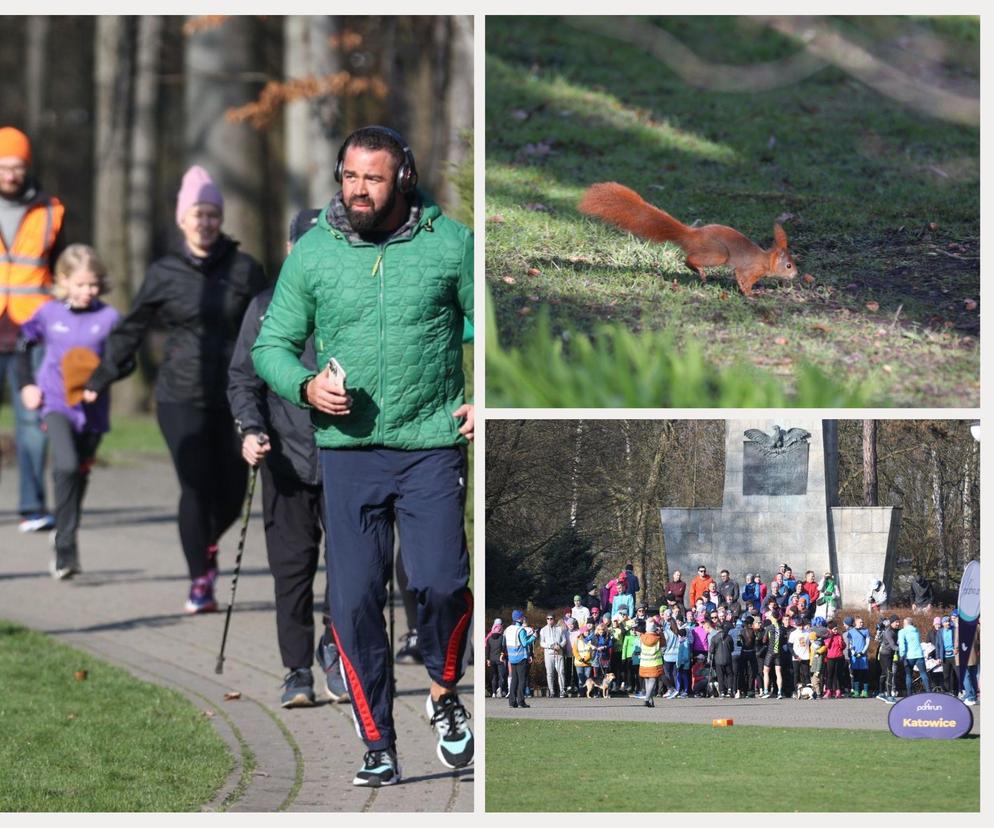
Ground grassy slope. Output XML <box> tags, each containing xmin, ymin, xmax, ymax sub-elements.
<box><xmin>486</xmin><ymin>718</ymin><xmax>979</xmax><ymax>812</ymax></box>
<box><xmin>0</xmin><ymin>620</ymin><xmax>231</xmax><ymax>811</ymax></box>
<box><xmin>486</xmin><ymin>16</ymin><xmax>979</xmax><ymax>406</ymax></box>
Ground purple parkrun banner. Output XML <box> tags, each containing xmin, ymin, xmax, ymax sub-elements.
<box><xmin>956</xmin><ymin>560</ymin><xmax>980</xmax><ymax>692</ymax></box>
<box><xmin>888</xmin><ymin>693</ymin><xmax>974</xmax><ymax>739</ymax></box>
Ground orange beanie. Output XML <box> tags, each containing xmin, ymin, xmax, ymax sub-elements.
<box><xmin>0</xmin><ymin>127</ymin><xmax>32</xmax><ymax>164</ymax></box>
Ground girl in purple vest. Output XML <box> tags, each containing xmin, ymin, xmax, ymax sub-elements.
<box><xmin>17</xmin><ymin>245</ymin><xmax>120</xmax><ymax>578</ymax></box>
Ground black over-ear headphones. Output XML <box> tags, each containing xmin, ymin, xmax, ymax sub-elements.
<box><xmin>334</xmin><ymin>125</ymin><xmax>418</xmax><ymax>195</ymax></box>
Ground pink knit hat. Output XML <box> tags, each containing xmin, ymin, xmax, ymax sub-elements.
<box><xmin>176</xmin><ymin>165</ymin><xmax>223</xmax><ymax>224</ymax></box>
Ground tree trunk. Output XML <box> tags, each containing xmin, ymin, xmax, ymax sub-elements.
<box><xmin>862</xmin><ymin>419</ymin><xmax>878</xmax><ymax>506</ymax></box>
<box><xmin>440</xmin><ymin>15</ymin><xmax>473</xmax><ymax>212</ymax></box>
<box><xmin>569</xmin><ymin>421</ymin><xmax>584</xmax><ymax>528</ymax></box>
<box><xmin>184</xmin><ymin>16</ymin><xmax>266</xmax><ymax>261</ymax></box>
<box><xmin>119</xmin><ymin>15</ymin><xmax>163</xmax><ymax>414</ymax></box>
<box><xmin>25</xmin><ymin>17</ymin><xmax>49</xmax><ymax>138</ymax></box>
<box><xmin>93</xmin><ymin>17</ymin><xmax>134</xmax><ymax>414</ymax></box>
<box><xmin>284</xmin><ymin>15</ymin><xmax>340</xmax><ymax>229</ymax></box>
<box><xmin>930</xmin><ymin>445</ymin><xmax>947</xmax><ymax>586</ymax></box>
<box><xmin>961</xmin><ymin>442</ymin><xmax>976</xmax><ymax>569</ymax></box>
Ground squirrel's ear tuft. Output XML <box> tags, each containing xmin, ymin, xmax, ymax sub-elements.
<box><xmin>773</xmin><ymin>223</ymin><xmax>788</xmax><ymax>249</ymax></box>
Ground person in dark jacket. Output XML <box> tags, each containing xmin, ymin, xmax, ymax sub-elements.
<box><xmin>931</xmin><ymin>615</ymin><xmax>957</xmax><ymax>695</ymax></box>
<box><xmin>717</xmin><ymin>569</ymin><xmax>739</xmax><ymax>606</ymax></box>
<box><xmin>85</xmin><ymin>165</ymin><xmax>267</xmax><ymax>614</ymax></box>
<box><xmin>485</xmin><ymin>618</ymin><xmax>507</xmax><ymax>697</ymax></box>
<box><xmin>910</xmin><ymin>575</ymin><xmax>934</xmax><ymax>612</ymax></box>
<box><xmin>227</xmin><ymin>208</ymin><xmax>350</xmax><ymax>709</ymax></box>
<box><xmin>875</xmin><ymin>615</ymin><xmax>901</xmax><ymax>702</ymax></box>
<box><xmin>708</xmin><ymin>622</ymin><xmax>735</xmax><ymax>696</ymax></box>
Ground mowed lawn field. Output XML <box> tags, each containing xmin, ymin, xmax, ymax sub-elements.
<box><xmin>486</xmin><ymin>719</ymin><xmax>980</xmax><ymax>812</ymax></box>
<box><xmin>486</xmin><ymin>16</ymin><xmax>979</xmax><ymax>407</ymax></box>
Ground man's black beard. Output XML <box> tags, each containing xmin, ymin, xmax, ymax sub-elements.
<box><xmin>345</xmin><ymin>187</ymin><xmax>397</xmax><ymax>233</ymax></box>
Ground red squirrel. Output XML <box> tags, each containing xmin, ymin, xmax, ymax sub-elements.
<box><xmin>578</xmin><ymin>182</ymin><xmax>796</xmax><ymax>296</ymax></box>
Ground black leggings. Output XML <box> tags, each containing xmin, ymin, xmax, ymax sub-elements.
<box><xmin>826</xmin><ymin>657</ymin><xmax>844</xmax><ymax>693</ymax></box>
<box><xmin>157</xmin><ymin>402</ymin><xmax>247</xmax><ymax>579</ymax></box>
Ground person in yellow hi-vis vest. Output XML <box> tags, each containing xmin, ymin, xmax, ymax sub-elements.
<box><xmin>0</xmin><ymin>126</ymin><xmax>64</xmax><ymax>532</ymax></box>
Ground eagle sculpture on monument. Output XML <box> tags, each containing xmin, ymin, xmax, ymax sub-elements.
<box><xmin>744</xmin><ymin>425</ymin><xmax>812</xmax><ymax>457</ymax></box>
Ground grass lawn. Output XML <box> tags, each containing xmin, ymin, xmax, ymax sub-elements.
<box><xmin>486</xmin><ymin>718</ymin><xmax>979</xmax><ymax>811</ymax></box>
<box><xmin>0</xmin><ymin>620</ymin><xmax>231</xmax><ymax>811</ymax></box>
<box><xmin>486</xmin><ymin>16</ymin><xmax>979</xmax><ymax>407</ymax></box>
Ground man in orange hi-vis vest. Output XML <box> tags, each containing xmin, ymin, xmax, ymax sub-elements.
<box><xmin>0</xmin><ymin>126</ymin><xmax>64</xmax><ymax>532</ymax></box>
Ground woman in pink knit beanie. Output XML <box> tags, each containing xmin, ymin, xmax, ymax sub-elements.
<box><xmin>84</xmin><ymin>164</ymin><xmax>267</xmax><ymax>614</ymax></box>
<box><xmin>175</xmin><ymin>165</ymin><xmax>224</xmax><ymax>256</ymax></box>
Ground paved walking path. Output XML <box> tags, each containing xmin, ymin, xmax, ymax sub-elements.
<box><xmin>0</xmin><ymin>457</ymin><xmax>473</xmax><ymax>812</ymax></box>
<box><xmin>486</xmin><ymin>689</ymin><xmax>980</xmax><ymax>731</ymax></box>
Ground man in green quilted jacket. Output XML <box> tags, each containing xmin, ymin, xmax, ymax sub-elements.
<box><xmin>252</xmin><ymin>126</ymin><xmax>473</xmax><ymax>787</ymax></box>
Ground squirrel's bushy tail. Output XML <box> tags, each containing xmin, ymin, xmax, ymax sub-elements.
<box><xmin>578</xmin><ymin>182</ymin><xmax>690</xmax><ymax>246</ymax></box>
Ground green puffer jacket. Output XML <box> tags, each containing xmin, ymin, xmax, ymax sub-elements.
<box><xmin>251</xmin><ymin>192</ymin><xmax>473</xmax><ymax>450</ymax></box>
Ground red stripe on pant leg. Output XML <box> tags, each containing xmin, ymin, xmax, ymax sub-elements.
<box><xmin>331</xmin><ymin>624</ymin><xmax>382</xmax><ymax>743</ymax></box>
<box><xmin>442</xmin><ymin>588</ymin><xmax>473</xmax><ymax>684</ymax></box>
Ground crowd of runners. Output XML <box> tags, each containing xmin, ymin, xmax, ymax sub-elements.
<box><xmin>486</xmin><ymin>563</ymin><xmax>980</xmax><ymax>708</ymax></box>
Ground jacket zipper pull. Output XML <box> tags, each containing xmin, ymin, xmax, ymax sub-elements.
<box><xmin>371</xmin><ymin>252</ymin><xmax>383</xmax><ymax>277</ymax></box>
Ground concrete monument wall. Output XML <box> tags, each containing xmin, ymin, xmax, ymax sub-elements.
<box><xmin>660</xmin><ymin>419</ymin><xmax>899</xmax><ymax>607</ymax></box>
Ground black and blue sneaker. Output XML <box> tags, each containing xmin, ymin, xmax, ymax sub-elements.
<box><xmin>280</xmin><ymin>667</ymin><xmax>316</xmax><ymax>708</ymax></box>
<box><xmin>426</xmin><ymin>693</ymin><xmax>474</xmax><ymax>769</ymax></box>
<box><xmin>315</xmin><ymin>629</ymin><xmax>351</xmax><ymax>703</ymax></box>
<box><xmin>353</xmin><ymin>746</ymin><xmax>401</xmax><ymax>787</ymax></box>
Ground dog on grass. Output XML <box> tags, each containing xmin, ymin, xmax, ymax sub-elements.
<box><xmin>585</xmin><ymin>673</ymin><xmax>615</xmax><ymax>699</ymax></box>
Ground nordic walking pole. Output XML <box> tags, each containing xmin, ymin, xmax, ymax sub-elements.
<box><xmin>215</xmin><ymin>434</ymin><xmax>267</xmax><ymax>675</ymax></box>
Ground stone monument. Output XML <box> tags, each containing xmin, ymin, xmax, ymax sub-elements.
<box><xmin>660</xmin><ymin>419</ymin><xmax>900</xmax><ymax>608</ymax></box>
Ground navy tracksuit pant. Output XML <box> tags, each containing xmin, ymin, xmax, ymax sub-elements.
<box><xmin>321</xmin><ymin>446</ymin><xmax>473</xmax><ymax>751</ymax></box>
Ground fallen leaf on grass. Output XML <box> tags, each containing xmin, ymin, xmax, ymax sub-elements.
<box><xmin>526</xmin><ymin>267</ymin><xmax>541</xmax><ymax>277</ymax></box>
<box><xmin>202</xmin><ymin>709</ymin><xmax>216</xmax><ymax>718</ymax></box>
<box><xmin>487</xmin><ymin>214</ymin><xmax>505</xmax><ymax>224</ymax></box>
<box><xmin>528</xmin><ymin>295</ymin><xmax>540</xmax><ymax>302</ymax></box>
<box><xmin>882</xmin><ymin>364</ymin><xmax>893</xmax><ymax>373</ymax></box>
<box><xmin>773</xmin><ymin>337</ymin><xmax>788</xmax><ymax>346</ymax></box>
<box><xmin>518</xmin><ymin>306</ymin><xmax>532</xmax><ymax>316</ymax></box>
<box><xmin>223</xmin><ymin>691</ymin><xmax>242</xmax><ymax>701</ymax></box>
<box><xmin>74</xmin><ymin>670</ymin><xmax>88</xmax><ymax>682</ymax></box>
<box><xmin>802</xmin><ymin>274</ymin><xmax>815</xmax><ymax>285</ymax></box>
<box><xmin>811</xmin><ymin>323</ymin><xmax>830</xmax><ymax>334</ymax></box>
<box><xmin>964</xmin><ymin>299</ymin><xmax>977</xmax><ymax>311</ymax></box>
<box><xmin>67</xmin><ymin>713</ymin><xmax>77</xmax><ymax>720</ymax></box>
<box><xmin>502</xmin><ymin>275</ymin><xmax>516</xmax><ymax>285</ymax></box>
<box><xmin>865</xmin><ymin>301</ymin><xmax>880</xmax><ymax>312</ymax></box>
<box><xmin>719</xmin><ymin>291</ymin><xmax>729</xmax><ymax>300</ymax></box>
<box><xmin>875</xmin><ymin>328</ymin><xmax>888</xmax><ymax>337</ymax></box>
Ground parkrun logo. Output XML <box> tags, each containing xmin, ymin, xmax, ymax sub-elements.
<box><xmin>889</xmin><ymin>692</ymin><xmax>973</xmax><ymax>740</ymax></box>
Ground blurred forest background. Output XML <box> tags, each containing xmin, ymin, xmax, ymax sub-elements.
<box><xmin>485</xmin><ymin>419</ymin><xmax>979</xmax><ymax>610</ymax></box>
<box><xmin>0</xmin><ymin>15</ymin><xmax>473</xmax><ymax>414</ymax></box>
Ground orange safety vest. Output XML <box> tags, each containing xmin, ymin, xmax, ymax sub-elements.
<box><xmin>0</xmin><ymin>197</ymin><xmax>63</xmax><ymax>325</ymax></box>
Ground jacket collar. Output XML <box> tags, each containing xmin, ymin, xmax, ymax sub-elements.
<box><xmin>321</xmin><ymin>189</ymin><xmax>439</xmax><ymax>245</ymax></box>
